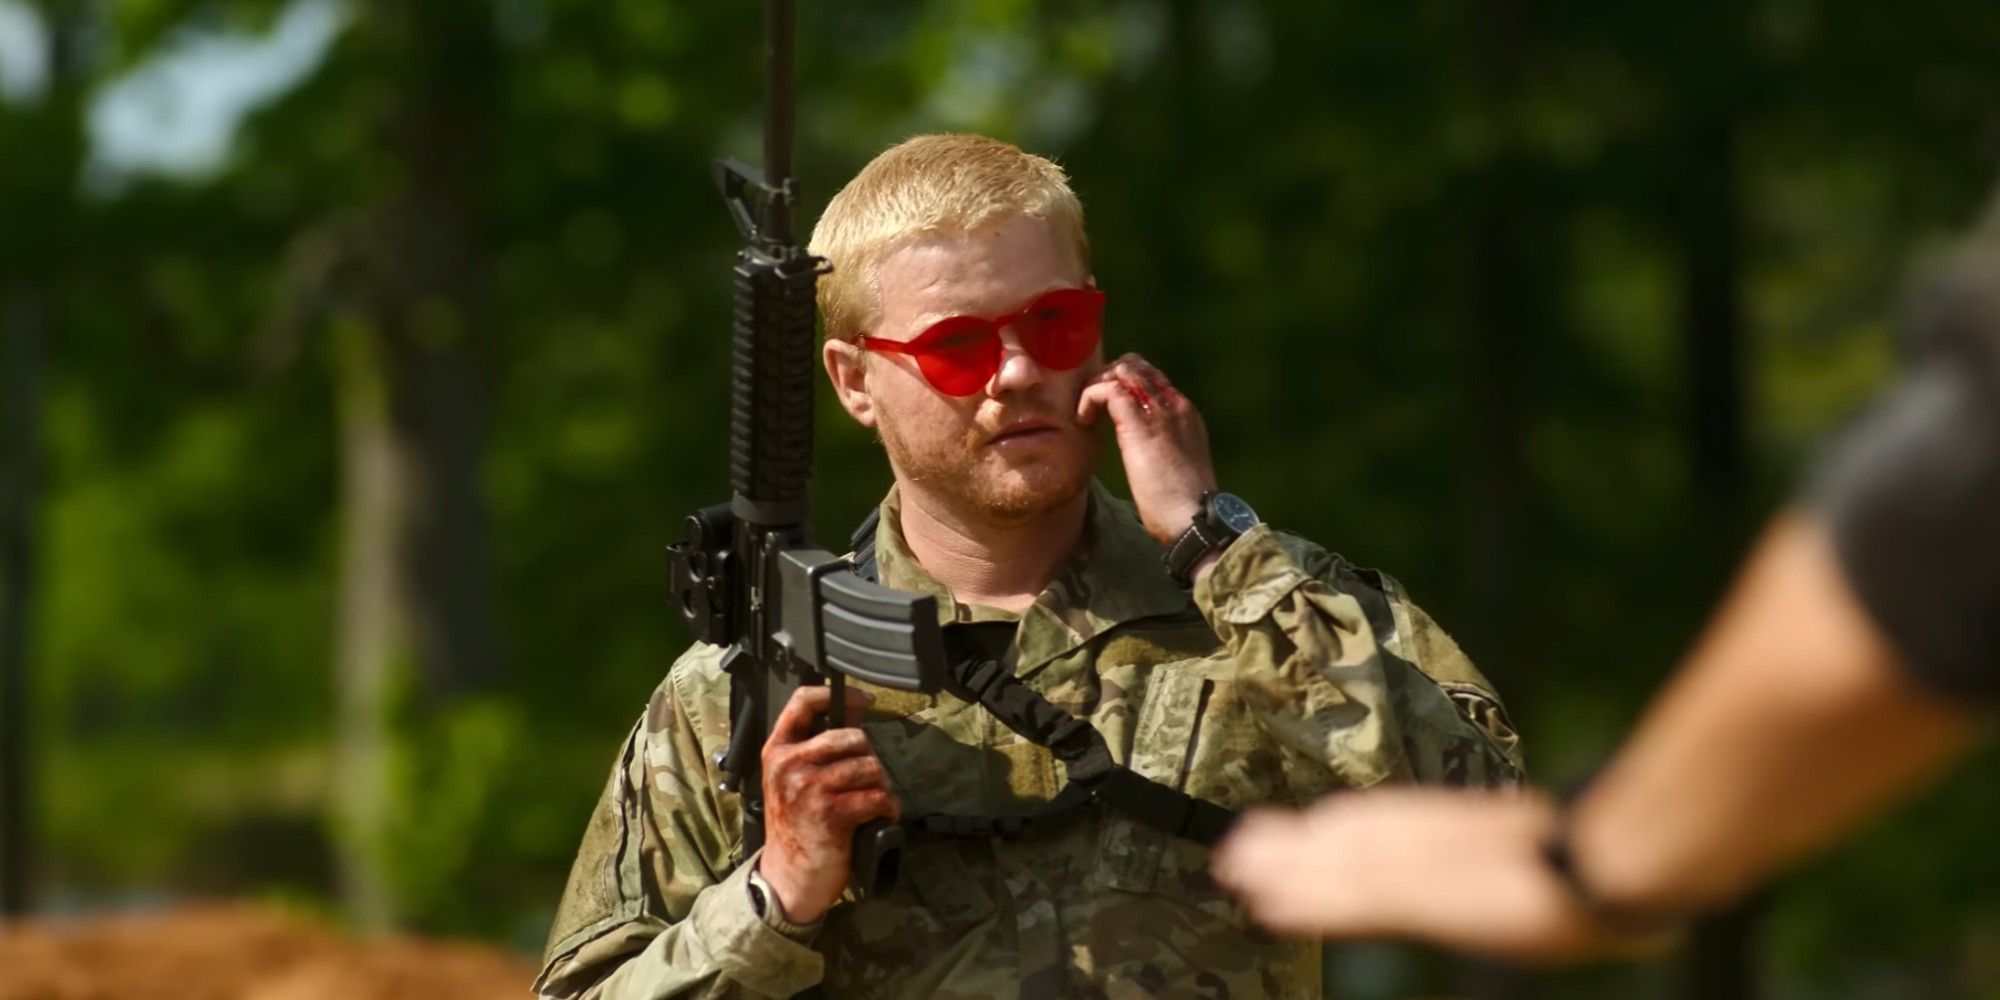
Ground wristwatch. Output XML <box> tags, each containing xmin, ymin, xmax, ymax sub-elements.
<box><xmin>746</xmin><ymin>862</ymin><xmax>823</xmax><ymax>940</ymax></box>
<box><xmin>1164</xmin><ymin>491</ymin><xmax>1260</xmax><ymax>588</ymax></box>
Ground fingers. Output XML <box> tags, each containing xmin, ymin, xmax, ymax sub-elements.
<box><xmin>768</xmin><ymin>685</ymin><xmax>829</xmax><ymax>744</ymax></box>
<box><xmin>1077</xmin><ymin>377</ymin><xmax>1147</xmax><ymax>429</ymax></box>
<box><xmin>764</xmin><ymin>687</ymin><xmax>893</xmax><ymax>819</ymax></box>
<box><xmin>1079</xmin><ymin>354</ymin><xmax>1194</xmax><ymax>425</ymax></box>
<box><xmin>1215</xmin><ymin>806</ymin><xmax>1372</xmax><ymax>936</ymax></box>
<box><xmin>782</xmin><ymin>726</ymin><xmax>879</xmax><ymax>767</ymax></box>
<box><xmin>1108</xmin><ymin>353</ymin><xmax>1188</xmax><ymax>410</ymax></box>
<box><xmin>1078</xmin><ymin>351</ymin><xmax>1218</xmax><ymax>548</ymax></box>
<box><xmin>827</xmin><ymin>787</ymin><xmax>901</xmax><ymax>826</ymax></box>
<box><xmin>768</xmin><ymin>684</ymin><xmax>876</xmax><ymax>745</ymax></box>
<box><xmin>765</xmin><ymin>723</ymin><xmax>898</xmax><ymax>816</ymax></box>
<box><xmin>1212</xmin><ymin>808</ymin><xmax>1313</xmax><ymax>892</ymax></box>
<box><xmin>1079</xmin><ymin>355</ymin><xmax>1171</xmax><ymax>425</ymax></box>
<box><xmin>766</xmin><ymin>734</ymin><xmax>899</xmax><ymax>823</ymax></box>
<box><xmin>1118</xmin><ymin>354</ymin><xmax>1183</xmax><ymax>410</ymax></box>
<box><xmin>813</xmin><ymin>752</ymin><xmax>893</xmax><ymax>793</ymax></box>
<box><xmin>769</xmin><ymin>741</ymin><xmax>891</xmax><ymax>801</ymax></box>
<box><xmin>1117</xmin><ymin>369</ymin><xmax>1157</xmax><ymax>409</ymax></box>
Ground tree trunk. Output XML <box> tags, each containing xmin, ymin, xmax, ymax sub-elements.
<box><xmin>1676</xmin><ymin>108</ymin><xmax>1761</xmax><ymax>1000</ymax></box>
<box><xmin>0</xmin><ymin>292</ymin><xmax>44</xmax><ymax>917</ymax></box>
<box><xmin>1458</xmin><ymin>4</ymin><xmax>1534</xmax><ymax>997</ymax></box>
<box><xmin>331</xmin><ymin>321</ymin><xmax>408</xmax><ymax>930</ymax></box>
<box><xmin>1685</xmin><ymin>891</ymin><xmax>1766</xmax><ymax>1000</ymax></box>
<box><xmin>0</xmin><ymin>1</ymin><xmax>81</xmax><ymax>919</ymax></box>
<box><xmin>1667</xmin><ymin>0</ymin><xmax>1758</xmax><ymax>984</ymax></box>
<box><xmin>375</xmin><ymin>0</ymin><xmax>501</xmax><ymax>701</ymax></box>
<box><xmin>372</xmin><ymin>0</ymin><xmax>504</xmax><ymax>704</ymax></box>
<box><xmin>329</xmin><ymin>0</ymin><xmax>498</xmax><ymax>928</ymax></box>
<box><xmin>1461</xmin><ymin>0</ymin><xmax>1530</xmax><ymax>697</ymax></box>
<box><xmin>1680</xmin><ymin>111</ymin><xmax>1747</xmax><ymax>525</ymax></box>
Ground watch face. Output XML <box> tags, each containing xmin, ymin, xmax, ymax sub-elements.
<box><xmin>1211</xmin><ymin>493</ymin><xmax>1260</xmax><ymax>534</ymax></box>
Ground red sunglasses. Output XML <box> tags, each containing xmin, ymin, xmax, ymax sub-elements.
<box><xmin>859</xmin><ymin>286</ymin><xmax>1106</xmax><ymax>396</ymax></box>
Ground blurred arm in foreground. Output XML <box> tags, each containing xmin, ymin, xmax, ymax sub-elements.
<box><xmin>1212</xmin><ymin>192</ymin><xmax>2000</xmax><ymax>963</ymax></box>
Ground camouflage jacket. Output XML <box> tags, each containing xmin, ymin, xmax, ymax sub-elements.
<box><xmin>537</xmin><ymin>483</ymin><xmax>1523</xmax><ymax>999</ymax></box>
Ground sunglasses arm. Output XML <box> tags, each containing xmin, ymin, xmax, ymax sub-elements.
<box><xmin>857</xmin><ymin>336</ymin><xmax>916</xmax><ymax>356</ymax></box>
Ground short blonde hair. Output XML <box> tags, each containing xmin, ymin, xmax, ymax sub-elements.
<box><xmin>809</xmin><ymin>133</ymin><xmax>1090</xmax><ymax>343</ymax></box>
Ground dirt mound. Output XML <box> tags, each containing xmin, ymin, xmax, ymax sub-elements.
<box><xmin>0</xmin><ymin>904</ymin><xmax>536</xmax><ymax>1000</ymax></box>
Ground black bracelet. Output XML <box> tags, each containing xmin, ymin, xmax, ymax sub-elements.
<box><xmin>1538</xmin><ymin>796</ymin><xmax>1693</xmax><ymax>938</ymax></box>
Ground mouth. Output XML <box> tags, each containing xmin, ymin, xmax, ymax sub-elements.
<box><xmin>986</xmin><ymin>420</ymin><xmax>1062</xmax><ymax>446</ymax></box>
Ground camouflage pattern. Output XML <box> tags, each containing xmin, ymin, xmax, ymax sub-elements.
<box><xmin>536</xmin><ymin>482</ymin><xmax>1523</xmax><ymax>999</ymax></box>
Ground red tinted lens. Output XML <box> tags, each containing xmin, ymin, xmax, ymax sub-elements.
<box><xmin>909</xmin><ymin>317</ymin><xmax>1000</xmax><ymax>396</ymax></box>
<box><xmin>1019</xmin><ymin>288</ymin><xmax>1103</xmax><ymax>371</ymax></box>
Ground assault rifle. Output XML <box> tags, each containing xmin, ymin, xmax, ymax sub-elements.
<box><xmin>666</xmin><ymin>0</ymin><xmax>945</xmax><ymax>897</ymax></box>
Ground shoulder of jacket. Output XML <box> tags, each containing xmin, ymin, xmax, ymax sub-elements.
<box><xmin>641</xmin><ymin>643</ymin><xmax>731</xmax><ymax>736</ymax></box>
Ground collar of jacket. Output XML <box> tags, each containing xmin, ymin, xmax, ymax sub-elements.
<box><xmin>871</xmin><ymin>480</ymin><xmax>1196</xmax><ymax>679</ymax></box>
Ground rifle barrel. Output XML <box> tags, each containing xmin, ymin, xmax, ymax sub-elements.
<box><xmin>762</xmin><ymin>0</ymin><xmax>795</xmax><ymax>245</ymax></box>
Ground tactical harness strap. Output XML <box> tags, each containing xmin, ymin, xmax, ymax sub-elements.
<box><xmin>850</xmin><ymin>514</ymin><xmax>1237</xmax><ymax>848</ymax></box>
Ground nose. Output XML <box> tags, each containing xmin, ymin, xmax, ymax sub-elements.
<box><xmin>984</xmin><ymin>327</ymin><xmax>1046</xmax><ymax>397</ymax></box>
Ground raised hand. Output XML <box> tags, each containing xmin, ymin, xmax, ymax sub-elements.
<box><xmin>1076</xmin><ymin>353</ymin><xmax>1219</xmax><ymax>551</ymax></box>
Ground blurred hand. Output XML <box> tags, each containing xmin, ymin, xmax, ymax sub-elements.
<box><xmin>1076</xmin><ymin>353</ymin><xmax>1218</xmax><ymax>552</ymax></box>
<box><xmin>757</xmin><ymin>685</ymin><xmax>899</xmax><ymax>924</ymax></box>
<box><xmin>1213</xmin><ymin>788</ymin><xmax>1627</xmax><ymax>963</ymax></box>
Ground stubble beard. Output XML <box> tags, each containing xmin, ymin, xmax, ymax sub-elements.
<box><xmin>877</xmin><ymin>412</ymin><xmax>1099</xmax><ymax>524</ymax></box>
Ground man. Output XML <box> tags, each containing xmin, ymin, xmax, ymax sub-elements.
<box><xmin>1213</xmin><ymin>189</ymin><xmax>2000</xmax><ymax>963</ymax></box>
<box><xmin>536</xmin><ymin>133</ymin><xmax>1522</xmax><ymax>998</ymax></box>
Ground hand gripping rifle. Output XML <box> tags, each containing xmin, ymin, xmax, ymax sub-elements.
<box><xmin>667</xmin><ymin>0</ymin><xmax>945</xmax><ymax>898</ymax></box>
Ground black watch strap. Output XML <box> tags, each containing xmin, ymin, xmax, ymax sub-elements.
<box><xmin>1539</xmin><ymin>801</ymin><xmax>1692</xmax><ymax>939</ymax></box>
<box><xmin>1165</xmin><ymin>491</ymin><xmax>1227</xmax><ymax>587</ymax></box>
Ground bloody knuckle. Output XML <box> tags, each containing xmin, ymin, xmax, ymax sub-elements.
<box><xmin>786</xmin><ymin>770</ymin><xmax>815</xmax><ymax>799</ymax></box>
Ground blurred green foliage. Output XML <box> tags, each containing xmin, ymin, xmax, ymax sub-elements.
<box><xmin>3</xmin><ymin>0</ymin><xmax>1998</xmax><ymax>995</ymax></box>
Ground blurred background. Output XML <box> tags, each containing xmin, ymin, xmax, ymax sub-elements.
<box><xmin>0</xmin><ymin>0</ymin><xmax>1996</xmax><ymax>997</ymax></box>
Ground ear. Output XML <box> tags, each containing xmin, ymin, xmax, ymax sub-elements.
<box><xmin>823</xmin><ymin>337</ymin><xmax>878</xmax><ymax>429</ymax></box>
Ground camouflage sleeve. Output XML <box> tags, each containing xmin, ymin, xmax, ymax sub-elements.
<box><xmin>1372</xmin><ymin>575</ymin><xmax>1525</xmax><ymax>787</ymax></box>
<box><xmin>533</xmin><ymin>647</ymin><xmax>825</xmax><ymax>999</ymax></box>
<box><xmin>1192</xmin><ymin>526</ymin><xmax>1525</xmax><ymax>796</ymax></box>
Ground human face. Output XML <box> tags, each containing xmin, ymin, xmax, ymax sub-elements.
<box><xmin>840</xmin><ymin>214</ymin><xmax>1101</xmax><ymax>522</ymax></box>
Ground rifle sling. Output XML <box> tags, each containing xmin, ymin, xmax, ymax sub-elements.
<box><xmin>848</xmin><ymin>517</ymin><xmax>1236</xmax><ymax>848</ymax></box>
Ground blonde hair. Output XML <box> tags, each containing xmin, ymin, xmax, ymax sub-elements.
<box><xmin>809</xmin><ymin>133</ymin><xmax>1090</xmax><ymax>343</ymax></box>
